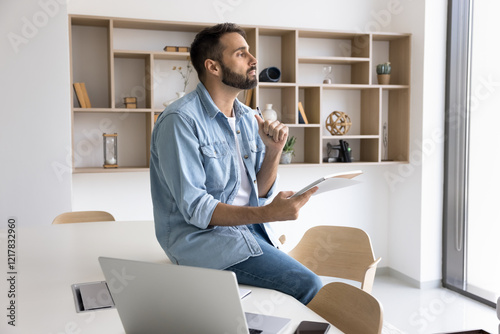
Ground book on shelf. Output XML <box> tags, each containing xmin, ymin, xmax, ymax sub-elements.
<box><xmin>81</xmin><ymin>83</ymin><xmax>91</xmax><ymax>108</ymax></box>
<box><xmin>298</xmin><ymin>102</ymin><xmax>309</xmax><ymax>124</ymax></box>
<box><xmin>73</xmin><ymin>82</ymin><xmax>91</xmax><ymax>108</ymax></box>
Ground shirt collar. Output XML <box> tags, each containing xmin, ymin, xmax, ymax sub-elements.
<box><xmin>196</xmin><ymin>82</ymin><xmax>250</xmax><ymax>120</ymax></box>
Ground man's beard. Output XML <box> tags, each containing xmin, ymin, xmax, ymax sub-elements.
<box><xmin>220</xmin><ymin>61</ymin><xmax>257</xmax><ymax>90</ymax></box>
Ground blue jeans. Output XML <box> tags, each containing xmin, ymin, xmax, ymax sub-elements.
<box><xmin>225</xmin><ymin>224</ymin><xmax>322</xmax><ymax>305</ymax></box>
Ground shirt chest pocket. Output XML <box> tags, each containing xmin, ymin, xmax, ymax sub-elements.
<box><xmin>200</xmin><ymin>142</ymin><xmax>231</xmax><ymax>192</ymax></box>
<box><xmin>248</xmin><ymin>139</ymin><xmax>265</xmax><ymax>163</ymax></box>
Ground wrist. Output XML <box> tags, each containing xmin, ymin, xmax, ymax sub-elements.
<box><xmin>264</xmin><ymin>146</ymin><xmax>282</xmax><ymax>157</ymax></box>
<box><xmin>256</xmin><ymin>204</ymin><xmax>271</xmax><ymax>223</ymax></box>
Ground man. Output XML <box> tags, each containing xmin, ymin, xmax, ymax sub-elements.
<box><xmin>150</xmin><ymin>23</ymin><xmax>322</xmax><ymax>304</ymax></box>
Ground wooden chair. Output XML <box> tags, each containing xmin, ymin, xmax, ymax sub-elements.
<box><xmin>52</xmin><ymin>211</ymin><xmax>115</xmax><ymax>224</ymax></box>
<box><xmin>287</xmin><ymin>225</ymin><xmax>381</xmax><ymax>293</ymax></box>
<box><xmin>307</xmin><ymin>282</ymin><xmax>383</xmax><ymax>334</ymax></box>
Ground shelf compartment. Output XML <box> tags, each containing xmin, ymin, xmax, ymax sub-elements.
<box><xmin>286</xmin><ymin>127</ymin><xmax>322</xmax><ymax>164</ymax></box>
<box><xmin>257</xmin><ymin>28</ymin><xmax>297</xmax><ymax>83</ymax></box>
<box><xmin>371</xmin><ymin>34</ymin><xmax>411</xmax><ymax>86</ymax></box>
<box><xmin>381</xmin><ymin>88</ymin><xmax>410</xmax><ymax>162</ymax></box>
<box><xmin>298</xmin><ymin>61</ymin><xmax>369</xmax><ymax>85</ymax></box>
<box><xmin>258</xmin><ymin>86</ymin><xmax>297</xmax><ymax>124</ymax></box>
<box><xmin>113</xmin><ymin>53</ymin><xmax>153</xmax><ymax>109</ymax></box>
<box><xmin>321</xmin><ymin>87</ymin><xmax>380</xmax><ymax>137</ymax></box>
<box><xmin>298</xmin><ymin>86</ymin><xmax>321</xmax><ymax>125</ymax></box>
<box><xmin>72</xmin><ymin>112</ymin><xmax>152</xmax><ymax>169</ymax></box>
<box><xmin>70</xmin><ymin>20</ymin><xmax>111</xmax><ymax>108</ymax></box>
<box><xmin>151</xmin><ymin>58</ymin><xmax>198</xmax><ymax>110</ymax></box>
<box><xmin>298</xmin><ymin>31</ymin><xmax>371</xmax><ymax>58</ymax></box>
<box><xmin>322</xmin><ymin>137</ymin><xmax>379</xmax><ymax>164</ymax></box>
<box><xmin>112</xmin><ymin>24</ymin><xmax>199</xmax><ymax>52</ymax></box>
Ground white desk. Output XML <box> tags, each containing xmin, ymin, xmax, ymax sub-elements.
<box><xmin>0</xmin><ymin>221</ymin><xmax>342</xmax><ymax>333</ymax></box>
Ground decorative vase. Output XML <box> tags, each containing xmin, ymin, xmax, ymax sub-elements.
<box><xmin>280</xmin><ymin>151</ymin><xmax>293</xmax><ymax>164</ymax></box>
<box><xmin>163</xmin><ymin>91</ymin><xmax>186</xmax><ymax>107</ymax></box>
<box><xmin>262</xmin><ymin>104</ymin><xmax>278</xmax><ymax>122</ymax></box>
<box><xmin>377</xmin><ymin>74</ymin><xmax>390</xmax><ymax>85</ymax></box>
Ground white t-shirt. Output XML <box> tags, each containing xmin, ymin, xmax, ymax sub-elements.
<box><xmin>227</xmin><ymin>116</ymin><xmax>252</xmax><ymax>206</ymax></box>
<box><xmin>227</xmin><ymin>113</ymin><xmax>283</xmax><ymax>248</ymax></box>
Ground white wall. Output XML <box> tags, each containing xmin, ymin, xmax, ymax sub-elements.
<box><xmin>0</xmin><ymin>0</ymin><xmax>447</xmax><ymax>286</ymax></box>
<box><xmin>0</xmin><ymin>0</ymin><xmax>72</xmax><ymax>227</ymax></box>
<box><xmin>384</xmin><ymin>0</ymin><xmax>447</xmax><ymax>285</ymax></box>
<box><xmin>420</xmin><ymin>0</ymin><xmax>447</xmax><ymax>285</ymax></box>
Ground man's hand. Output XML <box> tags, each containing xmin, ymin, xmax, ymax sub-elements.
<box><xmin>209</xmin><ymin>186</ymin><xmax>318</xmax><ymax>226</ymax></box>
<box><xmin>262</xmin><ymin>186</ymin><xmax>318</xmax><ymax>221</ymax></box>
<box><xmin>254</xmin><ymin>114</ymin><xmax>288</xmax><ymax>152</ymax></box>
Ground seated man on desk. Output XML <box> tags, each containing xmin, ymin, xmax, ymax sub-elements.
<box><xmin>150</xmin><ymin>23</ymin><xmax>322</xmax><ymax>305</ymax></box>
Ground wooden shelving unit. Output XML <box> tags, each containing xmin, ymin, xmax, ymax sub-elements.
<box><xmin>69</xmin><ymin>15</ymin><xmax>411</xmax><ymax>172</ymax></box>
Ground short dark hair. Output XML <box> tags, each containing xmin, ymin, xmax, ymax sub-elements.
<box><xmin>190</xmin><ymin>23</ymin><xmax>246</xmax><ymax>82</ymax></box>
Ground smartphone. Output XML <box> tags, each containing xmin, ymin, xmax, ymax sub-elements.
<box><xmin>294</xmin><ymin>320</ymin><xmax>331</xmax><ymax>334</ymax></box>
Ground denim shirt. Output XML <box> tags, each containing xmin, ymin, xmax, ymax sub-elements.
<box><xmin>150</xmin><ymin>83</ymin><xmax>278</xmax><ymax>270</ymax></box>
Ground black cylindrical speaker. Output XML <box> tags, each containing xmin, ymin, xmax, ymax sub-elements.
<box><xmin>259</xmin><ymin>67</ymin><xmax>281</xmax><ymax>82</ymax></box>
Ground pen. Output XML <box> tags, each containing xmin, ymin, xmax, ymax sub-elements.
<box><xmin>256</xmin><ymin>106</ymin><xmax>273</xmax><ymax>138</ymax></box>
<box><xmin>256</xmin><ymin>106</ymin><xmax>264</xmax><ymax>119</ymax></box>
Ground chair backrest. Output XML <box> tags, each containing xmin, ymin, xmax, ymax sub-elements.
<box><xmin>287</xmin><ymin>225</ymin><xmax>381</xmax><ymax>292</ymax></box>
<box><xmin>307</xmin><ymin>282</ymin><xmax>383</xmax><ymax>334</ymax></box>
<box><xmin>52</xmin><ymin>211</ymin><xmax>115</xmax><ymax>224</ymax></box>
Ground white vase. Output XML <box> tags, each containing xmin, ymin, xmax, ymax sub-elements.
<box><xmin>280</xmin><ymin>151</ymin><xmax>293</xmax><ymax>164</ymax></box>
<box><xmin>163</xmin><ymin>91</ymin><xmax>186</xmax><ymax>107</ymax></box>
<box><xmin>262</xmin><ymin>104</ymin><xmax>278</xmax><ymax>122</ymax></box>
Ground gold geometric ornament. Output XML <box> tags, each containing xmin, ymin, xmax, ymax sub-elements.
<box><xmin>325</xmin><ymin>111</ymin><xmax>352</xmax><ymax>135</ymax></box>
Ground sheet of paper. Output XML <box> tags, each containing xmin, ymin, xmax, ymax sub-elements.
<box><xmin>239</xmin><ymin>288</ymin><xmax>251</xmax><ymax>299</ymax></box>
<box><xmin>291</xmin><ymin>170</ymin><xmax>362</xmax><ymax>198</ymax></box>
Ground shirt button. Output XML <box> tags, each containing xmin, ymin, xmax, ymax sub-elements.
<box><xmin>253</xmin><ymin>180</ymin><xmax>257</xmax><ymax>184</ymax></box>
<box><xmin>236</xmin><ymin>130</ymin><xmax>241</xmax><ymax>134</ymax></box>
<box><xmin>244</xmin><ymin>155</ymin><xmax>249</xmax><ymax>159</ymax></box>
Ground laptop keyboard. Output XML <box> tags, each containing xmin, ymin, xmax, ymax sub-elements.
<box><xmin>249</xmin><ymin>329</ymin><xmax>263</xmax><ymax>334</ymax></box>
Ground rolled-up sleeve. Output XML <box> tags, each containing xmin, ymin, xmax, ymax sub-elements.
<box><xmin>257</xmin><ymin>173</ymin><xmax>278</xmax><ymax>207</ymax></box>
<box><xmin>154</xmin><ymin>112</ymin><xmax>218</xmax><ymax>229</ymax></box>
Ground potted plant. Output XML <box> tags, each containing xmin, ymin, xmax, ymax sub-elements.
<box><xmin>280</xmin><ymin>136</ymin><xmax>296</xmax><ymax>164</ymax></box>
<box><xmin>376</xmin><ymin>62</ymin><xmax>391</xmax><ymax>85</ymax></box>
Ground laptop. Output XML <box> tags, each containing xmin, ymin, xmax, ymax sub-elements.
<box><xmin>98</xmin><ymin>257</ymin><xmax>291</xmax><ymax>334</ymax></box>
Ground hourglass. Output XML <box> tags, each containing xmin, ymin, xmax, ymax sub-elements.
<box><xmin>322</xmin><ymin>66</ymin><xmax>333</xmax><ymax>84</ymax></box>
<box><xmin>103</xmin><ymin>133</ymin><xmax>118</xmax><ymax>168</ymax></box>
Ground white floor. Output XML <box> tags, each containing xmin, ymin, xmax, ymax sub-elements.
<box><xmin>372</xmin><ymin>275</ymin><xmax>498</xmax><ymax>334</ymax></box>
